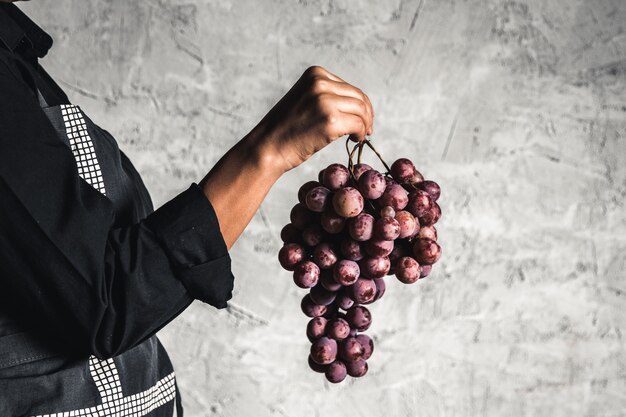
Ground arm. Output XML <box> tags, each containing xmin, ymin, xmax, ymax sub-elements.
<box><xmin>202</xmin><ymin>66</ymin><xmax>374</xmax><ymax>248</ymax></box>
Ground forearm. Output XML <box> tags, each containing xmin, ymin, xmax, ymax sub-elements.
<box><xmin>199</xmin><ymin>132</ymin><xmax>282</xmax><ymax>249</ymax></box>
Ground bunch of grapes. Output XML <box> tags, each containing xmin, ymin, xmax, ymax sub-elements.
<box><xmin>278</xmin><ymin>140</ymin><xmax>442</xmax><ymax>383</ymax></box>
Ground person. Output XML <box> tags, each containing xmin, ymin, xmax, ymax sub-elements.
<box><xmin>0</xmin><ymin>2</ymin><xmax>374</xmax><ymax>416</ymax></box>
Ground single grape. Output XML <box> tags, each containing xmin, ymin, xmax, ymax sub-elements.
<box><xmin>308</xmin><ymin>354</ymin><xmax>328</xmax><ymax>373</ymax></box>
<box><xmin>325</xmin><ymin>360</ymin><xmax>347</xmax><ymax>383</ymax></box>
<box><xmin>420</xmin><ymin>264</ymin><xmax>432</xmax><ymax>278</ymax></box>
<box><xmin>310</xmin><ymin>284</ymin><xmax>337</xmax><ymax>306</ymax></box>
<box><xmin>378</xmin><ymin>184</ymin><xmax>409</xmax><ymax>211</ymax></box>
<box><xmin>395</xmin><ymin>256</ymin><xmax>421</xmax><ymax>284</ymax></box>
<box><xmin>380</xmin><ymin>206</ymin><xmax>396</xmax><ymax>218</ymax></box>
<box><xmin>412</xmin><ymin>238</ymin><xmax>442</xmax><ymax>265</ymax></box>
<box><xmin>352</xmin><ymin>163</ymin><xmax>373</xmax><ymax>180</ymax></box>
<box><xmin>323</xmin><ymin>163</ymin><xmax>350</xmax><ymax>191</ymax></box>
<box><xmin>306</xmin><ymin>186</ymin><xmax>332</xmax><ymax>213</ymax></box>
<box><xmin>409</xmin><ymin>169</ymin><xmax>424</xmax><ymax>186</ymax></box>
<box><xmin>395</xmin><ymin>210</ymin><xmax>418</xmax><ymax>239</ymax></box>
<box><xmin>373</xmin><ymin>216</ymin><xmax>401</xmax><ymax>241</ymax></box>
<box><xmin>306</xmin><ymin>317</ymin><xmax>328</xmax><ymax>342</ymax></box>
<box><xmin>346</xmin><ymin>305</ymin><xmax>372</xmax><ymax>332</ymax></box>
<box><xmin>332</xmin><ymin>187</ymin><xmax>364</xmax><ymax>218</ymax></box>
<box><xmin>313</xmin><ymin>242</ymin><xmax>339</xmax><ymax>269</ymax></box>
<box><xmin>278</xmin><ymin>243</ymin><xmax>305</xmax><ymax>271</ymax></box>
<box><xmin>406</xmin><ymin>189</ymin><xmax>432</xmax><ymax>218</ymax></box>
<box><xmin>320</xmin><ymin>269</ymin><xmax>342</xmax><ymax>292</ymax></box>
<box><xmin>348</xmin><ymin>213</ymin><xmax>375</xmax><ymax>241</ymax></box>
<box><xmin>355</xmin><ymin>334</ymin><xmax>374</xmax><ymax>360</ymax></box>
<box><xmin>340</xmin><ymin>239</ymin><xmax>364</xmax><ymax>261</ymax></box>
<box><xmin>290</xmin><ymin>203</ymin><xmax>316</xmax><ymax>230</ymax></box>
<box><xmin>298</xmin><ymin>181</ymin><xmax>320</xmax><ymax>204</ymax></box>
<box><xmin>302</xmin><ymin>224</ymin><xmax>324</xmax><ymax>247</ymax></box>
<box><xmin>333</xmin><ymin>259</ymin><xmax>360</xmax><ymax>286</ymax></box>
<box><xmin>326</xmin><ymin>318</ymin><xmax>351</xmax><ymax>340</ymax></box>
<box><xmin>350</xmin><ymin>278</ymin><xmax>377</xmax><ymax>304</ymax></box>
<box><xmin>310</xmin><ymin>336</ymin><xmax>338</xmax><ymax>365</ymax></box>
<box><xmin>280</xmin><ymin>223</ymin><xmax>302</xmax><ymax>244</ymax></box>
<box><xmin>418</xmin><ymin>202</ymin><xmax>441</xmax><ymax>226</ymax></box>
<box><xmin>417</xmin><ymin>180</ymin><xmax>441</xmax><ymax>201</ymax></box>
<box><xmin>318</xmin><ymin>169</ymin><xmax>325</xmax><ymax>183</ymax></box>
<box><xmin>339</xmin><ymin>337</ymin><xmax>364</xmax><ymax>362</ymax></box>
<box><xmin>358</xmin><ymin>169</ymin><xmax>386</xmax><ymax>200</ymax></box>
<box><xmin>359</xmin><ymin>256</ymin><xmax>391</xmax><ymax>278</ymax></box>
<box><xmin>390</xmin><ymin>158</ymin><xmax>416</xmax><ymax>184</ymax></box>
<box><xmin>373</xmin><ymin>278</ymin><xmax>386</xmax><ymax>301</ymax></box>
<box><xmin>320</xmin><ymin>210</ymin><xmax>346</xmax><ymax>234</ymax></box>
<box><xmin>364</xmin><ymin>239</ymin><xmax>394</xmax><ymax>257</ymax></box>
<box><xmin>336</xmin><ymin>291</ymin><xmax>355</xmax><ymax>311</ymax></box>
<box><xmin>346</xmin><ymin>358</ymin><xmax>368</xmax><ymax>378</ymax></box>
<box><xmin>301</xmin><ymin>294</ymin><xmax>328</xmax><ymax>317</ymax></box>
<box><xmin>418</xmin><ymin>225</ymin><xmax>438</xmax><ymax>241</ymax></box>
<box><xmin>293</xmin><ymin>261</ymin><xmax>320</xmax><ymax>288</ymax></box>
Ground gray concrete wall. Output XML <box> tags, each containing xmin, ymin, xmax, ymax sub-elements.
<box><xmin>22</xmin><ymin>0</ymin><xmax>626</xmax><ymax>416</ymax></box>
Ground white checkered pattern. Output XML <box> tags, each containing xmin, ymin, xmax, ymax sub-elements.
<box><xmin>30</xmin><ymin>106</ymin><xmax>176</xmax><ymax>416</ymax></box>
<box><xmin>60</xmin><ymin>105</ymin><xmax>106</xmax><ymax>195</ymax></box>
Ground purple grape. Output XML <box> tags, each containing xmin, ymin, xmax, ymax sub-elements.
<box><xmin>306</xmin><ymin>317</ymin><xmax>328</xmax><ymax>342</ymax></box>
<box><xmin>355</xmin><ymin>334</ymin><xmax>374</xmax><ymax>360</ymax></box>
<box><xmin>322</xmin><ymin>163</ymin><xmax>350</xmax><ymax>191</ymax></box>
<box><xmin>298</xmin><ymin>181</ymin><xmax>320</xmax><ymax>204</ymax></box>
<box><xmin>278</xmin><ymin>243</ymin><xmax>305</xmax><ymax>271</ymax></box>
<box><xmin>406</xmin><ymin>189</ymin><xmax>432</xmax><ymax>218</ymax></box>
<box><xmin>346</xmin><ymin>358</ymin><xmax>368</xmax><ymax>378</ymax></box>
<box><xmin>364</xmin><ymin>239</ymin><xmax>394</xmax><ymax>257</ymax></box>
<box><xmin>301</xmin><ymin>294</ymin><xmax>328</xmax><ymax>317</ymax></box>
<box><xmin>318</xmin><ymin>169</ymin><xmax>325</xmax><ymax>183</ymax></box>
<box><xmin>310</xmin><ymin>284</ymin><xmax>337</xmax><ymax>306</ymax></box>
<box><xmin>395</xmin><ymin>256</ymin><xmax>421</xmax><ymax>284</ymax></box>
<box><xmin>302</xmin><ymin>224</ymin><xmax>324</xmax><ymax>247</ymax></box>
<box><xmin>417</xmin><ymin>180</ymin><xmax>441</xmax><ymax>201</ymax></box>
<box><xmin>420</xmin><ymin>264</ymin><xmax>432</xmax><ymax>278</ymax></box>
<box><xmin>352</xmin><ymin>163</ymin><xmax>373</xmax><ymax>180</ymax></box>
<box><xmin>395</xmin><ymin>210</ymin><xmax>418</xmax><ymax>239</ymax></box>
<box><xmin>348</xmin><ymin>213</ymin><xmax>375</xmax><ymax>241</ymax></box>
<box><xmin>390</xmin><ymin>158</ymin><xmax>416</xmax><ymax>184</ymax></box>
<box><xmin>333</xmin><ymin>259</ymin><xmax>360</xmax><ymax>286</ymax></box>
<box><xmin>308</xmin><ymin>354</ymin><xmax>328</xmax><ymax>373</ymax></box>
<box><xmin>340</xmin><ymin>239</ymin><xmax>364</xmax><ymax>261</ymax></box>
<box><xmin>280</xmin><ymin>223</ymin><xmax>302</xmax><ymax>244</ymax></box>
<box><xmin>350</xmin><ymin>278</ymin><xmax>377</xmax><ymax>304</ymax></box>
<box><xmin>388</xmin><ymin>240</ymin><xmax>409</xmax><ymax>262</ymax></box>
<box><xmin>325</xmin><ymin>360</ymin><xmax>347</xmax><ymax>383</ymax></box>
<box><xmin>320</xmin><ymin>210</ymin><xmax>345</xmax><ymax>234</ymax></box>
<box><xmin>409</xmin><ymin>169</ymin><xmax>424</xmax><ymax>186</ymax></box>
<box><xmin>306</xmin><ymin>186</ymin><xmax>332</xmax><ymax>213</ymax></box>
<box><xmin>373</xmin><ymin>278</ymin><xmax>386</xmax><ymax>301</ymax></box>
<box><xmin>360</xmin><ymin>256</ymin><xmax>391</xmax><ymax>278</ymax></box>
<box><xmin>378</xmin><ymin>184</ymin><xmax>409</xmax><ymax>211</ymax></box>
<box><xmin>385</xmin><ymin>176</ymin><xmax>397</xmax><ymax>188</ymax></box>
<box><xmin>332</xmin><ymin>187</ymin><xmax>364</xmax><ymax>218</ymax></box>
<box><xmin>326</xmin><ymin>318</ymin><xmax>351</xmax><ymax>340</ymax></box>
<box><xmin>380</xmin><ymin>206</ymin><xmax>396</xmax><ymax>218</ymax></box>
<box><xmin>339</xmin><ymin>337</ymin><xmax>364</xmax><ymax>362</ymax></box>
<box><xmin>320</xmin><ymin>269</ymin><xmax>342</xmax><ymax>292</ymax></box>
<box><xmin>293</xmin><ymin>261</ymin><xmax>320</xmax><ymax>288</ymax></box>
<box><xmin>412</xmin><ymin>238</ymin><xmax>441</xmax><ymax>265</ymax></box>
<box><xmin>418</xmin><ymin>202</ymin><xmax>441</xmax><ymax>226</ymax></box>
<box><xmin>310</xmin><ymin>336</ymin><xmax>338</xmax><ymax>365</ymax></box>
<box><xmin>373</xmin><ymin>216</ymin><xmax>401</xmax><ymax>241</ymax></box>
<box><xmin>313</xmin><ymin>242</ymin><xmax>338</xmax><ymax>269</ymax></box>
<box><xmin>290</xmin><ymin>203</ymin><xmax>316</xmax><ymax>230</ymax></box>
<box><xmin>336</xmin><ymin>291</ymin><xmax>355</xmax><ymax>310</ymax></box>
<box><xmin>418</xmin><ymin>225</ymin><xmax>438</xmax><ymax>241</ymax></box>
<box><xmin>358</xmin><ymin>169</ymin><xmax>386</xmax><ymax>200</ymax></box>
<box><xmin>322</xmin><ymin>302</ymin><xmax>339</xmax><ymax>319</ymax></box>
<box><xmin>346</xmin><ymin>305</ymin><xmax>372</xmax><ymax>332</ymax></box>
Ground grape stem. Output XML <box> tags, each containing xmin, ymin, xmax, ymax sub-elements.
<box><xmin>345</xmin><ymin>137</ymin><xmax>391</xmax><ymax>177</ymax></box>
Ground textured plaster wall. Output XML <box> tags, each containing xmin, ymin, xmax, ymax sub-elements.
<box><xmin>22</xmin><ymin>1</ymin><xmax>626</xmax><ymax>416</ymax></box>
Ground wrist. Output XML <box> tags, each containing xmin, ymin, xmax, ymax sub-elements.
<box><xmin>240</xmin><ymin>129</ymin><xmax>286</xmax><ymax>180</ymax></box>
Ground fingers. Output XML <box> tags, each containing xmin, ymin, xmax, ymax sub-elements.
<box><xmin>328</xmin><ymin>112</ymin><xmax>368</xmax><ymax>142</ymax></box>
<box><xmin>319</xmin><ymin>80</ymin><xmax>374</xmax><ymax>135</ymax></box>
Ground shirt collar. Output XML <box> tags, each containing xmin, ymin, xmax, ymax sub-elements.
<box><xmin>0</xmin><ymin>3</ymin><xmax>52</xmax><ymax>58</ymax></box>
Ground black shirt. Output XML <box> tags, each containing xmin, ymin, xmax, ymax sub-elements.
<box><xmin>0</xmin><ymin>6</ymin><xmax>234</xmax><ymax>416</ymax></box>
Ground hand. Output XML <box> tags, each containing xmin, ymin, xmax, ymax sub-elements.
<box><xmin>250</xmin><ymin>66</ymin><xmax>374</xmax><ymax>174</ymax></box>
